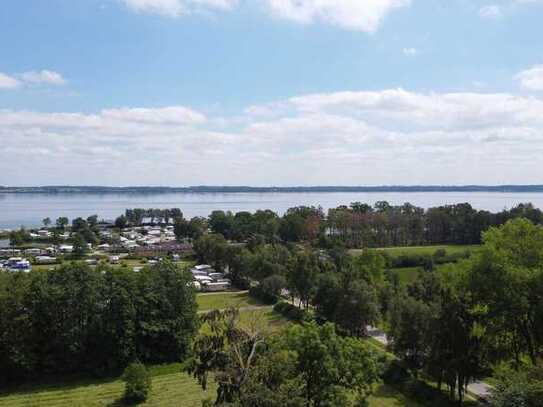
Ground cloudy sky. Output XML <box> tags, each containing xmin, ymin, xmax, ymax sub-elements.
<box><xmin>1</xmin><ymin>0</ymin><xmax>543</xmax><ymax>186</ymax></box>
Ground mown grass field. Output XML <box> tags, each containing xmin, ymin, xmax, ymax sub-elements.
<box><xmin>390</xmin><ymin>266</ymin><xmax>424</xmax><ymax>285</ymax></box>
<box><xmin>196</xmin><ymin>291</ymin><xmax>260</xmax><ymax>312</ymax></box>
<box><xmin>368</xmin><ymin>384</ymin><xmax>424</xmax><ymax>407</ymax></box>
<box><xmin>0</xmin><ymin>370</ymin><xmax>428</xmax><ymax>407</ymax></box>
<box><xmin>237</xmin><ymin>307</ymin><xmax>288</xmax><ymax>333</ymax></box>
<box><xmin>350</xmin><ymin>244</ymin><xmax>481</xmax><ymax>258</ymax></box>
<box><xmin>0</xmin><ymin>364</ymin><xmax>216</xmax><ymax>407</ymax></box>
<box><xmin>376</xmin><ymin>244</ymin><xmax>480</xmax><ymax>257</ymax></box>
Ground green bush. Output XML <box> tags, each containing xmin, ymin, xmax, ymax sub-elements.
<box><xmin>273</xmin><ymin>301</ymin><xmax>310</xmax><ymax>322</ymax></box>
<box><xmin>122</xmin><ymin>362</ymin><xmax>152</xmax><ymax>403</ymax></box>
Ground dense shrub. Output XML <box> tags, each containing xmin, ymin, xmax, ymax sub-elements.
<box><xmin>386</xmin><ymin>250</ymin><xmax>471</xmax><ymax>270</ymax></box>
<box><xmin>490</xmin><ymin>366</ymin><xmax>543</xmax><ymax>407</ymax></box>
<box><xmin>273</xmin><ymin>301</ymin><xmax>310</xmax><ymax>322</ymax></box>
<box><xmin>122</xmin><ymin>362</ymin><xmax>152</xmax><ymax>403</ymax></box>
<box><xmin>389</xmin><ymin>254</ymin><xmax>433</xmax><ymax>269</ymax></box>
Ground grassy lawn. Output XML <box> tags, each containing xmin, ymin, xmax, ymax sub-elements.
<box><xmin>196</xmin><ymin>291</ymin><xmax>260</xmax><ymax>312</ymax></box>
<box><xmin>0</xmin><ymin>367</ymin><xmax>423</xmax><ymax>407</ymax></box>
<box><xmin>350</xmin><ymin>244</ymin><xmax>481</xmax><ymax>257</ymax></box>
<box><xmin>237</xmin><ymin>308</ymin><xmax>290</xmax><ymax>334</ymax></box>
<box><xmin>389</xmin><ymin>266</ymin><xmax>424</xmax><ymax>285</ymax></box>
<box><xmin>389</xmin><ymin>263</ymin><xmax>469</xmax><ymax>285</ymax></box>
<box><xmin>30</xmin><ymin>264</ymin><xmax>59</xmax><ymax>272</ymax></box>
<box><xmin>0</xmin><ymin>364</ymin><xmax>216</xmax><ymax>407</ymax></box>
<box><xmin>368</xmin><ymin>384</ymin><xmax>424</xmax><ymax>407</ymax></box>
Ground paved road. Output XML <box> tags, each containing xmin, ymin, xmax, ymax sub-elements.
<box><xmin>467</xmin><ymin>381</ymin><xmax>493</xmax><ymax>400</ymax></box>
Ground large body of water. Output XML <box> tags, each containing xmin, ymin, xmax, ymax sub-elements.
<box><xmin>1</xmin><ymin>191</ymin><xmax>543</xmax><ymax>229</ymax></box>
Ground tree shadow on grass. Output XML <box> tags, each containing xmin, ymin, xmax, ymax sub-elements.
<box><xmin>108</xmin><ymin>397</ymin><xmax>142</xmax><ymax>407</ymax></box>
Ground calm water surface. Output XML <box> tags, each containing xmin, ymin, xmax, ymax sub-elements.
<box><xmin>1</xmin><ymin>192</ymin><xmax>543</xmax><ymax>229</ymax></box>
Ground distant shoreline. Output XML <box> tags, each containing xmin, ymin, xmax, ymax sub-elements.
<box><xmin>2</xmin><ymin>185</ymin><xmax>543</xmax><ymax>194</ymax></box>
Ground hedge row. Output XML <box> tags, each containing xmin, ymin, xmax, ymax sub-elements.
<box><xmin>273</xmin><ymin>301</ymin><xmax>311</xmax><ymax>322</ymax></box>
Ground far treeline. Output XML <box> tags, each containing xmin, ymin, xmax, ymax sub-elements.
<box><xmin>3</xmin><ymin>185</ymin><xmax>543</xmax><ymax>193</ymax></box>
<box><xmin>114</xmin><ymin>202</ymin><xmax>543</xmax><ymax>248</ymax></box>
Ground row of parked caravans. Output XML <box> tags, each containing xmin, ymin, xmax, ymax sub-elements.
<box><xmin>0</xmin><ymin>258</ymin><xmax>32</xmax><ymax>272</ymax></box>
<box><xmin>190</xmin><ymin>264</ymin><xmax>231</xmax><ymax>292</ymax></box>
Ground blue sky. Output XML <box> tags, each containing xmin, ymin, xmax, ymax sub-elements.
<box><xmin>1</xmin><ymin>0</ymin><xmax>543</xmax><ymax>186</ymax></box>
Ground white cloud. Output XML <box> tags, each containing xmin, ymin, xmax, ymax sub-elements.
<box><xmin>120</xmin><ymin>0</ymin><xmax>238</xmax><ymax>17</ymax></box>
<box><xmin>515</xmin><ymin>65</ymin><xmax>543</xmax><ymax>91</ymax></box>
<box><xmin>19</xmin><ymin>70</ymin><xmax>66</xmax><ymax>86</ymax></box>
<box><xmin>2</xmin><ymin>90</ymin><xmax>543</xmax><ymax>185</ymax></box>
<box><xmin>119</xmin><ymin>0</ymin><xmax>410</xmax><ymax>32</ymax></box>
<box><xmin>0</xmin><ymin>73</ymin><xmax>21</xmax><ymax>89</ymax></box>
<box><xmin>479</xmin><ymin>5</ymin><xmax>503</xmax><ymax>19</ymax></box>
<box><xmin>402</xmin><ymin>47</ymin><xmax>418</xmax><ymax>56</ymax></box>
<box><xmin>101</xmin><ymin>106</ymin><xmax>206</xmax><ymax>124</ymax></box>
<box><xmin>515</xmin><ymin>0</ymin><xmax>543</xmax><ymax>4</ymax></box>
<box><xmin>264</xmin><ymin>0</ymin><xmax>410</xmax><ymax>32</ymax></box>
<box><xmin>0</xmin><ymin>70</ymin><xmax>66</xmax><ymax>90</ymax></box>
<box><xmin>289</xmin><ymin>89</ymin><xmax>543</xmax><ymax>130</ymax></box>
<box><xmin>478</xmin><ymin>1</ymin><xmax>543</xmax><ymax>19</ymax></box>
